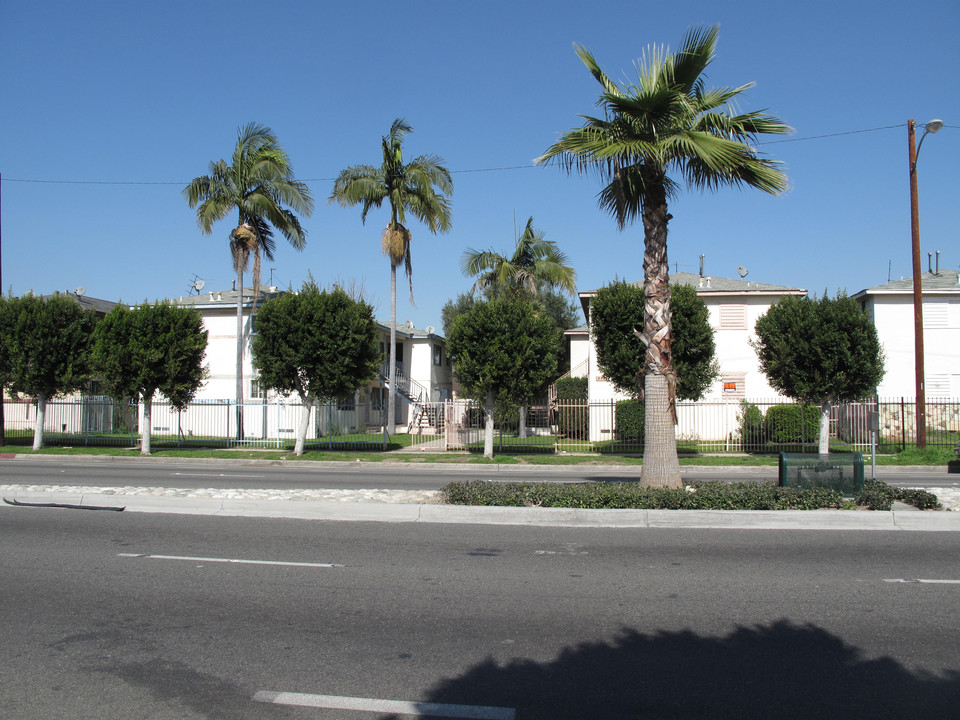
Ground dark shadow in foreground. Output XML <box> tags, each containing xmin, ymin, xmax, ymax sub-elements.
<box><xmin>385</xmin><ymin>620</ymin><xmax>959</xmax><ymax>720</ymax></box>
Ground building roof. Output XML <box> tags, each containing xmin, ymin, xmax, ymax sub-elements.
<box><xmin>853</xmin><ymin>269</ymin><xmax>960</xmax><ymax>297</ymax></box>
<box><xmin>173</xmin><ymin>286</ymin><xmax>284</xmax><ymax>308</ymax></box>
<box><xmin>379</xmin><ymin>321</ymin><xmax>444</xmax><ymax>340</ymax></box>
<box><xmin>40</xmin><ymin>292</ymin><xmax>118</xmax><ymax>316</ymax></box>
<box><xmin>578</xmin><ymin>272</ymin><xmax>807</xmax><ymax>317</ymax></box>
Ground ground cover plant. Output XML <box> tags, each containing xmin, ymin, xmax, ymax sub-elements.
<box><xmin>441</xmin><ymin>479</ymin><xmax>942</xmax><ymax>511</ymax></box>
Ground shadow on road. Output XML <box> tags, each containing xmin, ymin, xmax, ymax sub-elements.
<box><xmin>385</xmin><ymin>619</ymin><xmax>959</xmax><ymax>719</ymax></box>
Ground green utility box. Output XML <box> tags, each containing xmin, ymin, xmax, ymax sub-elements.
<box><xmin>778</xmin><ymin>453</ymin><xmax>865</xmax><ymax>496</ymax></box>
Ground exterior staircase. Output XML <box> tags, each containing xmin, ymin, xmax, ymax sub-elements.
<box><xmin>379</xmin><ymin>363</ymin><xmax>443</xmax><ymax>434</ymax></box>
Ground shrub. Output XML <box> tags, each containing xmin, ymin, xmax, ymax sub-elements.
<box><xmin>616</xmin><ymin>399</ymin><xmax>644</xmax><ymax>442</ymax></box>
<box><xmin>765</xmin><ymin>404</ymin><xmax>820</xmax><ymax>444</ymax></box>
<box><xmin>555</xmin><ymin>377</ymin><xmax>588</xmax><ymax>440</ymax></box>
<box><xmin>856</xmin><ymin>479</ymin><xmax>895</xmax><ymax>510</ymax></box>
<box><xmin>738</xmin><ymin>401</ymin><xmax>765</xmax><ymax>448</ymax></box>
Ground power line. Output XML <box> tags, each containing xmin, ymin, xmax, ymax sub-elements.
<box><xmin>3</xmin><ymin>124</ymin><xmax>954</xmax><ymax>186</ymax></box>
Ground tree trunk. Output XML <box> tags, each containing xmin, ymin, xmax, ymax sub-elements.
<box><xmin>818</xmin><ymin>400</ymin><xmax>832</xmax><ymax>456</ymax></box>
<box><xmin>638</xmin><ymin>177</ymin><xmax>682</xmax><ymax>488</ymax></box>
<box><xmin>387</xmin><ymin>263</ymin><xmax>397</xmax><ymax>436</ymax></box>
<box><xmin>141</xmin><ymin>395</ymin><xmax>152</xmax><ymax>455</ymax></box>
<box><xmin>519</xmin><ymin>404</ymin><xmax>527</xmax><ymax>440</ymax></box>
<box><xmin>294</xmin><ymin>396</ymin><xmax>312</xmax><ymax>456</ymax></box>
<box><xmin>32</xmin><ymin>392</ymin><xmax>47</xmax><ymax>451</ymax></box>
<box><xmin>483</xmin><ymin>391</ymin><xmax>495</xmax><ymax>458</ymax></box>
<box><xmin>236</xmin><ymin>266</ymin><xmax>245</xmax><ymax>441</ymax></box>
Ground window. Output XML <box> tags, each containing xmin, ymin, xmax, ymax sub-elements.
<box><xmin>433</xmin><ymin>344</ymin><xmax>442</xmax><ymax>366</ymax></box>
<box><xmin>337</xmin><ymin>393</ymin><xmax>356</xmax><ymax>411</ymax></box>
<box><xmin>250</xmin><ymin>377</ymin><xmax>266</xmax><ymax>399</ymax></box>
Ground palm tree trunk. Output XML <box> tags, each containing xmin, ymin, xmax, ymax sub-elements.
<box><xmin>388</xmin><ymin>263</ymin><xmax>397</xmax><ymax>436</ymax></box>
<box><xmin>32</xmin><ymin>392</ymin><xmax>47</xmax><ymax>451</ymax></box>
<box><xmin>236</xmin><ymin>266</ymin><xmax>244</xmax><ymax>441</ymax></box>
<box><xmin>639</xmin><ymin>183</ymin><xmax>682</xmax><ymax>488</ymax></box>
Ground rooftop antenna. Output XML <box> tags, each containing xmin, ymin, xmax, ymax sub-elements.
<box><xmin>699</xmin><ymin>255</ymin><xmax>705</xmax><ymax>277</ymax></box>
<box><xmin>73</xmin><ymin>286</ymin><xmax>86</xmax><ymax>297</ymax></box>
<box><xmin>189</xmin><ymin>275</ymin><xmax>205</xmax><ymax>294</ymax></box>
<box><xmin>737</xmin><ymin>266</ymin><xmax>749</xmax><ymax>279</ymax></box>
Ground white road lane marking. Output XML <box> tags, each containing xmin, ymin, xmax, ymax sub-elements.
<box><xmin>172</xmin><ymin>472</ymin><xmax>265</xmax><ymax>478</ymax></box>
<box><xmin>118</xmin><ymin>553</ymin><xmax>343</xmax><ymax>568</ymax></box>
<box><xmin>884</xmin><ymin>578</ymin><xmax>960</xmax><ymax>584</ymax></box>
<box><xmin>253</xmin><ymin>691</ymin><xmax>516</xmax><ymax>719</ymax></box>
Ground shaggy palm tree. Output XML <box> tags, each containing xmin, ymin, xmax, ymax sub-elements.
<box><xmin>184</xmin><ymin>123</ymin><xmax>313</xmax><ymax>436</ymax></box>
<box><xmin>330</xmin><ymin>118</ymin><xmax>453</xmax><ymax>435</ymax></box>
<box><xmin>537</xmin><ymin>26</ymin><xmax>790</xmax><ymax>487</ymax></box>
<box><xmin>461</xmin><ymin>217</ymin><xmax>577</xmax><ymax>298</ymax></box>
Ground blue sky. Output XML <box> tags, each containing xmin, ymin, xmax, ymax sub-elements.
<box><xmin>2</xmin><ymin>0</ymin><xmax>957</xmax><ymax>330</ymax></box>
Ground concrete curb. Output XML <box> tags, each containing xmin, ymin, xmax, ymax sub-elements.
<box><xmin>4</xmin><ymin>490</ymin><xmax>960</xmax><ymax>531</ymax></box>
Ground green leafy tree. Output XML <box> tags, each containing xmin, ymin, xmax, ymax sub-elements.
<box><xmin>753</xmin><ymin>293</ymin><xmax>885</xmax><ymax>454</ymax></box>
<box><xmin>592</xmin><ymin>281</ymin><xmax>718</xmax><ymax>401</ymax></box>
<box><xmin>0</xmin><ymin>295</ymin><xmax>15</xmax><ymax>445</ymax></box>
<box><xmin>252</xmin><ymin>284</ymin><xmax>381</xmax><ymax>456</ymax></box>
<box><xmin>330</xmin><ymin>118</ymin><xmax>453</xmax><ymax>436</ymax></box>
<box><xmin>91</xmin><ymin>302</ymin><xmax>208</xmax><ymax>455</ymax></box>
<box><xmin>183</xmin><ymin>122</ymin><xmax>314</xmax><ymax>435</ymax></box>
<box><xmin>537</xmin><ymin>25</ymin><xmax>790</xmax><ymax>488</ymax></box>
<box><xmin>4</xmin><ymin>293</ymin><xmax>96</xmax><ymax>449</ymax></box>
<box><xmin>446</xmin><ymin>296</ymin><xmax>559</xmax><ymax>457</ymax></box>
<box><xmin>461</xmin><ymin>217</ymin><xmax>576</xmax><ymax>297</ymax></box>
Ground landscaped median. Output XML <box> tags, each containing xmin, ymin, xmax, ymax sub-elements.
<box><xmin>441</xmin><ymin>479</ymin><xmax>942</xmax><ymax>512</ymax></box>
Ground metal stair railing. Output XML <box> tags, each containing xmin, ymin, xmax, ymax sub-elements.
<box><xmin>380</xmin><ymin>363</ymin><xmax>435</xmax><ymax>433</ymax></box>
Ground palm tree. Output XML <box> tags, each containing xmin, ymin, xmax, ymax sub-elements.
<box><xmin>330</xmin><ymin>118</ymin><xmax>453</xmax><ymax>435</ymax></box>
<box><xmin>184</xmin><ymin>123</ymin><xmax>313</xmax><ymax>438</ymax></box>
<box><xmin>461</xmin><ymin>217</ymin><xmax>577</xmax><ymax>439</ymax></box>
<box><xmin>461</xmin><ymin>217</ymin><xmax>577</xmax><ymax>298</ymax></box>
<box><xmin>537</xmin><ymin>26</ymin><xmax>790</xmax><ymax>487</ymax></box>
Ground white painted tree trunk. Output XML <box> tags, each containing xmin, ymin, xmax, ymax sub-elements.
<box><xmin>818</xmin><ymin>401</ymin><xmax>832</xmax><ymax>456</ymax></box>
<box><xmin>483</xmin><ymin>391</ymin><xmax>495</xmax><ymax>458</ymax></box>
<box><xmin>519</xmin><ymin>405</ymin><xmax>528</xmax><ymax>440</ymax></box>
<box><xmin>640</xmin><ymin>372</ymin><xmax>682</xmax><ymax>488</ymax></box>
<box><xmin>141</xmin><ymin>396</ymin><xmax>153</xmax><ymax>455</ymax></box>
<box><xmin>32</xmin><ymin>393</ymin><xmax>47</xmax><ymax>451</ymax></box>
<box><xmin>294</xmin><ymin>397</ymin><xmax>312</xmax><ymax>456</ymax></box>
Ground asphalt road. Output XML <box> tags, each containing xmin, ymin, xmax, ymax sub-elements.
<box><xmin>1</xmin><ymin>456</ymin><xmax>956</xmax><ymax>491</ymax></box>
<box><xmin>2</xmin><ymin>509</ymin><xmax>959</xmax><ymax>719</ymax></box>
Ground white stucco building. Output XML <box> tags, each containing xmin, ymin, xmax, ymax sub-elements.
<box><xmin>172</xmin><ymin>287</ymin><xmax>452</xmax><ymax>435</ymax></box>
<box><xmin>853</xmin><ymin>269</ymin><xmax>960</xmax><ymax>398</ymax></box>
<box><xmin>566</xmin><ymin>272</ymin><xmax>808</xmax><ymax>442</ymax></box>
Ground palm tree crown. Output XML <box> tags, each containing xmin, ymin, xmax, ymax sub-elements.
<box><xmin>536</xmin><ymin>26</ymin><xmax>790</xmax><ymax>488</ymax></box>
<box><xmin>537</xmin><ymin>25</ymin><xmax>790</xmax><ymax>227</ymax></box>
<box><xmin>330</xmin><ymin>118</ymin><xmax>453</xmax><ymax>300</ymax></box>
<box><xmin>461</xmin><ymin>217</ymin><xmax>577</xmax><ymax>298</ymax></box>
<box><xmin>184</xmin><ymin>122</ymin><xmax>314</xmax><ymax>303</ymax></box>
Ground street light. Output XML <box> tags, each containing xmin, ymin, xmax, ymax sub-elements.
<box><xmin>908</xmin><ymin>118</ymin><xmax>942</xmax><ymax>450</ymax></box>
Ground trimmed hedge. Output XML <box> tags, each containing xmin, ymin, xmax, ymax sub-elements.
<box><xmin>442</xmin><ymin>479</ymin><xmax>943</xmax><ymax>511</ymax></box>
<box><xmin>615</xmin><ymin>399</ymin><xmax>644</xmax><ymax>442</ymax></box>
<box><xmin>555</xmin><ymin>377</ymin><xmax>588</xmax><ymax>440</ymax></box>
<box><xmin>765</xmin><ymin>404</ymin><xmax>820</xmax><ymax>444</ymax></box>
<box><xmin>739</xmin><ymin>402</ymin><xmax>765</xmax><ymax>446</ymax></box>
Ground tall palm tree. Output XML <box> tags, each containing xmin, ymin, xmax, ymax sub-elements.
<box><xmin>184</xmin><ymin>123</ymin><xmax>313</xmax><ymax>437</ymax></box>
<box><xmin>461</xmin><ymin>217</ymin><xmax>577</xmax><ymax>298</ymax></box>
<box><xmin>330</xmin><ymin>118</ymin><xmax>453</xmax><ymax>435</ymax></box>
<box><xmin>537</xmin><ymin>26</ymin><xmax>790</xmax><ymax>487</ymax></box>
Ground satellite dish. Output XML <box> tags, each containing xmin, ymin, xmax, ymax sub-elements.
<box><xmin>193</xmin><ymin>279</ymin><xmax>206</xmax><ymax>291</ymax></box>
<box><xmin>73</xmin><ymin>286</ymin><xmax>86</xmax><ymax>296</ymax></box>
<box><xmin>737</xmin><ymin>266</ymin><xmax>749</xmax><ymax>279</ymax></box>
